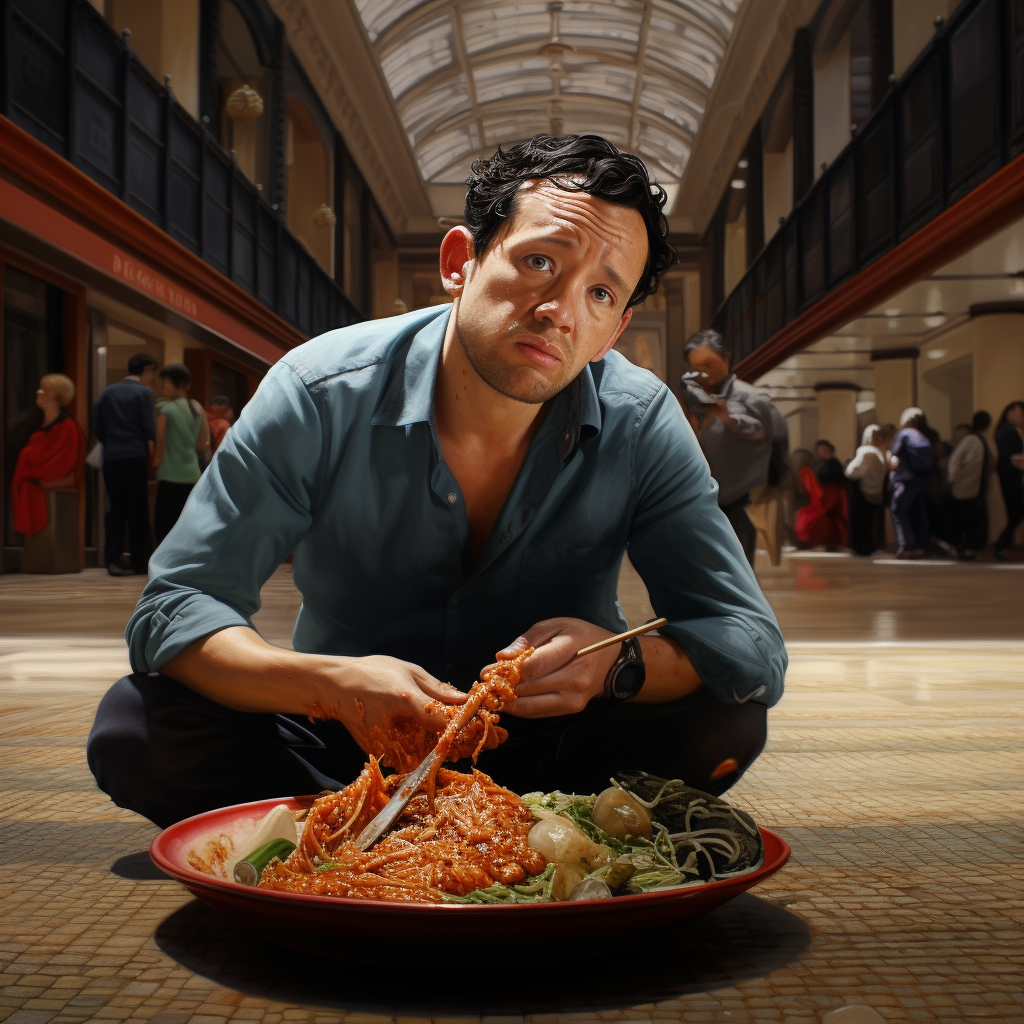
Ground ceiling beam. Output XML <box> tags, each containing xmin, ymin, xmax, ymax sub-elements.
<box><xmin>628</xmin><ymin>0</ymin><xmax>653</xmax><ymax>150</ymax></box>
<box><xmin>449</xmin><ymin>3</ymin><xmax>486</xmax><ymax>150</ymax></box>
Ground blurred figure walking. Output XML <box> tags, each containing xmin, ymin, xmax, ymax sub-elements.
<box><xmin>942</xmin><ymin>410</ymin><xmax>991</xmax><ymax>559</ymax></box>
<box><xmin>994</xmin><ymin>401</ymin><xmax>1024</xmax><ymax>561</ymax></box>
<box><xmin>152</xmin><ymin>364</ymin><xmax>210</xmax><ymax>546</ymax></box>
<box><xmin>206</xmin><ymin>395</ymin><xmax>234</xmax><ymax>453</ymax></box>
<box><xmin>94</xmin><ymin>353</ymin><xmax>157</xmax><ymax>576</ymax></box>
<box><xmin>890</xmin><ymin>407</ymin><xmax>934</xmax><ymax>559</ymax></box>
<box><xmin>681</xmin><ymin>329</ymin><xmax>778</xmax><ymax>567</ymax></box>
<box><xmin>845</xmin><ymin>425</ymin><xmax>889</xmax><ymax>556</ymax></box>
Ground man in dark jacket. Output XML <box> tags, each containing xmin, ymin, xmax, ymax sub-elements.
<box><xmin>94</xmin><ymin>353</ymin><xmax>157</xmax><ymax>575</ymax></box>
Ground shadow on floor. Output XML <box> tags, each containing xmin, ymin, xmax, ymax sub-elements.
<box><xmin>155</xmin><ymin>894</ymin><xmax>810</xmax><ymax>1014</ymax></box>
<box><xmin>110</xmin><ymin>851</ymin><xmax>171</xmax><ymax>880</ymax></box>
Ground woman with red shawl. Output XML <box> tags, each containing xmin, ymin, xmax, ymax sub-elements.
<box><xmin>12</xmin><ymin>373</ymin><xmax>85</xmax><ymax>536</ymax></box>
<box><xmin>795</xmin><ymin>445</ymin><xmax>849</xmax><ymax>549</ymax></box>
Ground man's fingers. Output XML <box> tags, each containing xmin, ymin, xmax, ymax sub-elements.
<box><xmin>506</xmin><ymin>692</ymin><xmax>578</xmax><ymax>719</ymax></box>
<box><xmin>415</xmin><ymin>672</ymin><xmax>467</xmax><ymax>706</ymax></box>
<box><xmin>513</xmin><ymin>664</ymin><xmax>584</xmax><ymax>699</ymax></box>
<box><xmin>496</xmin><ymin>619</ymin><xmax>566</xmax><ymax>660</ymax></box>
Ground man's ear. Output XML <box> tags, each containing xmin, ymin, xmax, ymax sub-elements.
<box><xmin>440</xmin><ymin>227</ymin><xmax>476</xmax><ymax>298</ymax></box>
<box><xmin>591</xmin><ymin>306</ymin><xmax>633</xmax><ymax>362</ymax></box>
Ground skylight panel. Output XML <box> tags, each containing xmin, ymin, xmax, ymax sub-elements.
<box><xmin>378</xmin><ymin>14</ymin><xmax>456</xmax><ymax>100</ymax></box>
<box><xmin>353</xmin><ymin>0</ymin><xmax>424</xmax><ymax>44</ymax></box>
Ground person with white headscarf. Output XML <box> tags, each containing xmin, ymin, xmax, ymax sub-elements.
<box><xmin>845</xmin><ymin>424</ymin><xmax>889</xmax><ymax>556</ymax></box>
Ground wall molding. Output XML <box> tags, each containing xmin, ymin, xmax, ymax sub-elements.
<box><xmin>733</xmin><ymin>150</ymin><xmax>1024</xmax><ymax>383</ymax></box>
<box><xmin>0</xmin><ymin>115</ymin><xmax>304</xmax><ymax>360</ymax></box>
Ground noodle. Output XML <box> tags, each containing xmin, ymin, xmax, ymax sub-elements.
<box><xmin>260</xmin><ymin>761</ymin><xmax>545</xmax><ymax>902</ymax></box>
<box><xmin>259</xmin><ymin>648</ymin><xmax>543</xmax><ymax>902</ymax></box>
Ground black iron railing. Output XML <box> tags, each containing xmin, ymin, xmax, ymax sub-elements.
<box><xmin>1</xmin><ymin>0</ymin><xmax>362</xmax><ymax>337</ymax></box>
<box><xmin>713</xmin><ymin>0</ymin><xmax>1024</xmax><ymax>363</ymax></box>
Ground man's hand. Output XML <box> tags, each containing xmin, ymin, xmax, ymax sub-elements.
<box><xmin>319</xmin><ymin>654</ymin><xmax>467</xmax><ymax>757</ymax></box>
<box><xmin>497</xmin><ymin>618</ymin><xmax>620</xmax><ymax>718</ymax></box>
<box><xmin>161</xmin><ymin>628</ymin><xmax>466</xmax><ymax>768</ymax></box>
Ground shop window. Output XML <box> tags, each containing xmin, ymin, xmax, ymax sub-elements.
<box><xmin>286</xmin><ymin>96</ymin><xmax>333</xmax><ymax>274</ymax></box>
<box><xmin>3</xmin><ymin>267</ymin><xmax>64</xmax><ymax>548</ymax></box>
<box><xmin>216</xmin><ymin>0</ymin><xmax>272</xmax><ymax>190</ymax></box>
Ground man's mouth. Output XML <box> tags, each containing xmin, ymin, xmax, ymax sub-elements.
<box><xmin>514</xmin><ymin>335</ymin><xmax>564</xmax><ymax>369</ymax></box>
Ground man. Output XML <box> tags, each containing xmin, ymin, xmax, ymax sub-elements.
<box><xmin>87</xmin><ymin>135</ymin><xmax>787</xmax><ymax>829</ymax></box>
<box><xmin>93</xmin><ymin>353</ymin><xmax>157</xmax><ymax>576</ymax></box>
<box><xmin>681</xmin><ymin>330</ymin><xmax>778</xmax><ymax>566</ymax></box>
<box><xmin>942</xmin><ymin>410</ymin><xmax>991</xmax><ymax>559</ymax></box>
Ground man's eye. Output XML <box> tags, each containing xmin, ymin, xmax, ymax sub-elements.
<box><xmin>527</xmin><ymin>255</ymin><xmax>551</xmax><ymax>271</ymax></box>
<box><xmin>593</xmin><ymin>288</ymin><xmax>610</xmax><ymax>302</ymax></box>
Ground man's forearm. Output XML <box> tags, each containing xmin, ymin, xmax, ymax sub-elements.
<box><xmin>161</xmin><ymin>626</ymin><xmax>334</xmax><ymax>715</ymax></box>
<box><xmin>631</xmin><ymin>636</ymin><xmax>702</xmax><ymax>703</ymax></box>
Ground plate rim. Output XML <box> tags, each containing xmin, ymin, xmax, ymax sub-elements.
<box><xmin>150</xmin><ymin>795</ymin><xmax>791</xmax><ymax>913</ymax></box>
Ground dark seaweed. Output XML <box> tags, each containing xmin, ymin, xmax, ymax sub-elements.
<box><xmin>614</xmin><ymin>770</ymin><xmax>764</xmax><ymax>878</ymax></box>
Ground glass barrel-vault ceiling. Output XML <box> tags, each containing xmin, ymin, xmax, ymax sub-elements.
<box><xmin>352</xmin><ymin>0</ymin><xmax>744</xmax><ymax>205</ymax></box>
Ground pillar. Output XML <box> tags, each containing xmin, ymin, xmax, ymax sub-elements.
<box><xmin>973</xmin><ymin>313</ymin><xmax>1024</xmax><ymax>545</ymax></box>
<box><xmin>814</xmin><ymin>384</ymin><xmax>859</xmax><ymax>462</ymax></box>
<box><xmin>663</xmin><ymin>274</ymin><xmax>686</xmax><ymax>402</ymax></box>
<box><xmin>871</xmin><ymin>349</ymin><xmax>917</xmax><ymax>427</ymax></box>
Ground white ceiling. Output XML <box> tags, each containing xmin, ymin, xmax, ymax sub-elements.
<box><xmin>755</xmin><ymin>213</ymin><xmax>1024</xmax><ymax>413</ymax></box>
<box><xmin>350</xmin><ymin>0</ymin><xmax>744</xmax><ymax>215</ymax></box>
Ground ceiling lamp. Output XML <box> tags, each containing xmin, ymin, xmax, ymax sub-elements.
<box><xmin>312</xmin><ymin>203</ymin><xmax>336</xmax><ymax>227</ymax></box>
<box><xmin>227</xmin><ymin>84</ymin><xmax>264</xmax><ymax>120</ymax></box>
<box><xmin>730</xmin><ymin>179</ymin><xmax>747</xmax><ymax>189</ymax></box>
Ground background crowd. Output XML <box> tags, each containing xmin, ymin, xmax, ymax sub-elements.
<box><xmin>11</xmin><ymin>353</ymin><xmax>237</xmax><ymax>577</ymax></box>
<box><xmin>682</xmin><ymin>329</ymin><xmax>1024</xmax><ymax>564</ymax></box>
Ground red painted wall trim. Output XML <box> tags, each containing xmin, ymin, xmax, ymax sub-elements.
<box><xmin>733</xmin><ymin>150</ymin><xmax>1024</xmax><ymax>382</ymax></box>
<box><xmin>0</xmin><ymin>115</ymin><xmax>304</xmax><ymax>361</ymax></box>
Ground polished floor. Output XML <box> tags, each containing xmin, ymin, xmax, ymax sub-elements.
<box><xmin>0</xmin><ymin>554</ymin><xmax>1021</xmax><ymax>1024</ymax></box>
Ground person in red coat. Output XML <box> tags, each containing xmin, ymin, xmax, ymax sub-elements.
<box><xmin>795</xmin><ymin>447</ymin><xmax>849</xmax><ymax>549</ymax></box>
<box><xmin>12</xmin><ymin>373</ymin><xmax>85</xmax><ymax>536</ymax></box>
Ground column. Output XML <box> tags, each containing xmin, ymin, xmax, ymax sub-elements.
<box><xmin>814</xmin><ymin>384</ymin><xmax>859</xmax><ymax>462</ymax></box>
<box><xmin>871</xmin><ymin>349</ymin><xmax>917</xmax><ymax>427</ymax></box>
<box><xmin>973</xmin><ymin>313</ymin><xmax>1024</xmax><ymax>545</ymax></box>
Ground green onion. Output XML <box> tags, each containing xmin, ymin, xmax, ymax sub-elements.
<box><xmin>233</xmin><ymin>838</ymin><xmax>296</xmax><ymax>886</ymax></box>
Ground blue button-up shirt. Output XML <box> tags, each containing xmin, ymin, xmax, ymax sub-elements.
<box><xmin>128</xmin><ymin>306</ymin><xmax>786</xmax><ymax>707</ymax></box>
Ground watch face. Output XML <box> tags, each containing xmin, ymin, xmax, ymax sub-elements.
<box><xmin>611</xmin><ymin>661</ymin><xmax>646</xmax><ymax>700</ymax></box>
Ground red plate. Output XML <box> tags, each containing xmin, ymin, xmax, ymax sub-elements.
<box><xmin>151</xmin><ymin>797</ymin><xmax>791</xmax><ymax>959</ymax></box>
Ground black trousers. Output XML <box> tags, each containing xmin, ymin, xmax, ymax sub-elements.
<box><xmin>945</xmin><ymin>494</ymin><xmax>988</xmax><ymax>553</ymax></box>
<box><xmin>101</xmin><ymin>457</ymin><xmax>152</xmax><ymax>574</ymax></box>
<box><xmin>996</xmin><ymin>477</ymin><xmax>1024</xmax><ymax>552</ymax></box>
<box><xmin>720</xmin><ymin>493</ymin><xmax>756</xmax><ymax>567</ymax></box>
<box><xmin>87</xmin><ymin>673</ymin><xmax>769</xmax><ymax>828</ymax></box>
<box><xmin>847</xmin><ymin>483</ymin><xmax>883</xmax><ymax>556</ymax></box>
<box><xmin>154</xmin><ymin>481</ymin><xmax>194</xmax><ymax>546</ymax></box>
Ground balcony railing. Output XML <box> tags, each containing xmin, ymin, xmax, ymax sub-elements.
<box><xmin>1</xmin><ymin>0</ymin><xmax>362</xmax><ymax>338</ymax></box>
<box><xmin>712</xmin><ymin>0</ymin><xmax>1024</xmax><ymax>363</ymax></box>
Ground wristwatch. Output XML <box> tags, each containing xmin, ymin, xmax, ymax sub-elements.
<box><xmin>603</xmin><ymin>637</ymin><xmax>646</xmax><ymax>701</ymax></box>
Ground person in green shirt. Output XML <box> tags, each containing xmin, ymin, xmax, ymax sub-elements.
<box><xmin>152</xmin><ymin>363</ymin><xmax>210</xmax><ymax>545</ymax></box>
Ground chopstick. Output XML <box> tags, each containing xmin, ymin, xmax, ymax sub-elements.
<box><xmin>573</xmin><ymin>617</ymin><xmax>668</xmax><ymax>660</ymax></box>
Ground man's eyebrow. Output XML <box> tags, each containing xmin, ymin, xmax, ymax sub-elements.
<box><xmin>524</xmin><ymin>231</ymin><xmax>631</xmax><ymax>294</ymax></box>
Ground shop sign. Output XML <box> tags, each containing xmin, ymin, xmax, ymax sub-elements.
<box><xmin>111</xmin><ymin>253</ymin><xmax>199</xmax><ymax>318</ymax></box>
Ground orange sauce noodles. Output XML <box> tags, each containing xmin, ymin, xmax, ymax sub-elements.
<box><xmin>259</xmin><ymin>648</ymin><xmax>542</xmax><ymax>901</ymax></box>
<box><xmin>260</xmin><ymin>760</ymin><xmax>545</xmax><ymax>901</ymax></box>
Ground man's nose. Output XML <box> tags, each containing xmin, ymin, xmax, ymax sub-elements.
<box><xmin>533</xmin><ymin>291</ymin><xmax>576</xmax><ymax>335</ymax></box>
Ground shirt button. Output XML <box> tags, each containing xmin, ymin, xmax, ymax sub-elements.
<box><xmin>447</xmin><ymin>492</ymin><xmax>457</xmax><ymax>504</ymax></box>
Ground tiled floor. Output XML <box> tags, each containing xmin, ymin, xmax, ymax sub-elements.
<box><xmin>0</xmin><ymin>554</ymin><xmax>1022</xmax><ymax>1023</ymax></box>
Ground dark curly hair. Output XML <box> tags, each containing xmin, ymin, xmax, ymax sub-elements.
<box><xmin>464</xmin><ymin>134</ymin><xmax>677</xmax><ymax>309</ymax></box>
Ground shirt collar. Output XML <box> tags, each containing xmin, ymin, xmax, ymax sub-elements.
<box><xmin>372</xmin><ymin>303</ymin><xmax>603</xmax><ymax>454</ymax></box>
<box><xmin>371</xmin><ymin>306</ymin><xmax>451</xmax><ymax>428</ymax></box>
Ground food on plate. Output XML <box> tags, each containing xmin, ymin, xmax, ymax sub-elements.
<box><xmin>183</xmin><ymin>648</ymin><xmax>765</xmax><ymax>903</ymax></box>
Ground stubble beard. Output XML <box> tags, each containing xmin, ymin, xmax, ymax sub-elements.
<box><xmin>454</xmin><ymin>304</ymin><xmax>572</xmax><ymax>405</ymax></box>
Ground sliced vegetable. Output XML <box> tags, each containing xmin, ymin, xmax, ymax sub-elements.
<box><xmin>233</xmin><ymin>838</ymin><xmax>296</xmax><ymax>886</ymax></box>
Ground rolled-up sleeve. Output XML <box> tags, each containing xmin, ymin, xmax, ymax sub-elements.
<box><xmin>126</xmin><ymin>361</ymin><xmax>323</xmax><ymax>673</ymax></box>
<box><xmin>626</xmin><ymin>386</ymin><xmax>787</xmax><ymax>707</ymax></box>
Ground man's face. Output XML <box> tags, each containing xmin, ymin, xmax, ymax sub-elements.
<box><xmin>451</xmin><ymin>182</ymin><xmax>648</xmax><ymax>404</ymax></box>
<box><xmin>140</xmin><ymin>366</ymin><xmax>157</xmax><ymax>388</ymax></box>
<box><xmin>816</xmin><ymin>443</ymin><xmax>834</xmax><ymax>460</ymax></box>
<box><xmin>685</xmin><ymin>345</ymin><xmax>730</xmax><ymax>392</ymax></box>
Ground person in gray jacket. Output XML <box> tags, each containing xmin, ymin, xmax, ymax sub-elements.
<box><xmin>681</xmin><ymin>329</ymin><xmax>776</xmax><ymax>566</ymax></box>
